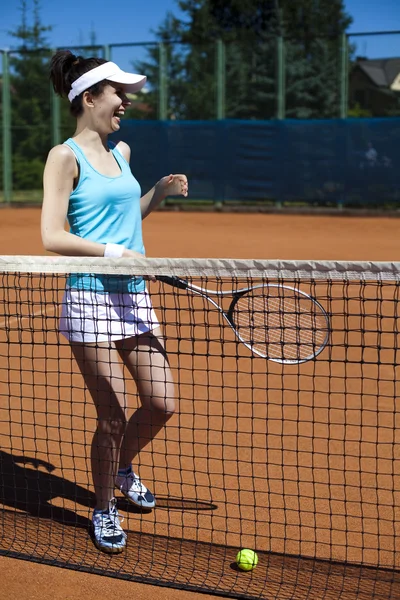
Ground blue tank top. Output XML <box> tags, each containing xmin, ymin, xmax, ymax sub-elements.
<box><xmin>64</xmin><ymin>138</ymin><xmax>145</xmax><ymax>293</ymax></box>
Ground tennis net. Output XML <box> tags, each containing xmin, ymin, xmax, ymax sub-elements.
<box><xmin>0</xmin><ymin>255</ymin><xmax>399</xmax><ymax>600</ymax></box>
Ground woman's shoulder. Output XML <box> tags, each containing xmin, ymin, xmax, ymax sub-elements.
<box><xmin>47</xmin><ymin>142</ymin><xmax>77</xmax><ymax>161</ymax></box>
<box><xmin>45</xmin><ymin>143</ymin><xmax>78</xmax><ymax>177</ymax></box>
<box><xmin>111</xmin><ymin>140</ymin><xmax>131</xmax><ymax>163</ymax></box>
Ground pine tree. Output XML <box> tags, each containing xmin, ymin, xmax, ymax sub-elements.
<box><xmin>8</xmin><ymin>0</ymin><xmax>53</xmax><ymax>190</ymax></box>
<box><xmin>134</xmin><ymin>9</ymin><xmax>219</xmax><ymax>119</ymax></box>
<box><xmin>133</xmin><ymin>0</ymin><xmax>352</xmax><ymax>120</ymax></box>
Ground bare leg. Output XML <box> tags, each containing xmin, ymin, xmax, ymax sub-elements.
<box><xmin>71</xmin><ymin>342</ymin><xmax>127</xmax><ymax>511</ymax></box>
<box><xmin>115</xmin><ymin>327</ymin><xmax>175</xmax><ymax>469</ymax></box>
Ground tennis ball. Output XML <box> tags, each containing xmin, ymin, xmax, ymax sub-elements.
<box><xmin>236</xmin><ymin>548</ymin><xmax>258</xmax><ymax>571</ymax></box>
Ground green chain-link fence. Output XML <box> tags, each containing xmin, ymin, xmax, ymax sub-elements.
<box><xmin>1</xmin><ymin>32</ymin><xmax>399</xmax><ymax>205</ymax></box>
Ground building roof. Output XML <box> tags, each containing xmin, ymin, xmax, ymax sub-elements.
<box><xmin>355</xmin><ymin>58</ymin><xmax>400</xmax><ymax>90</ymax></box>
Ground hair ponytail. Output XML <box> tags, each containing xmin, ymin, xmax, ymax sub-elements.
<box><xmin>49</xmin><ymin>49</ymin><xmax>107</xmax><ymax>116</ymax></box>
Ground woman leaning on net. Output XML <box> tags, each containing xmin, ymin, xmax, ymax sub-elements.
<box><xmin>41</xmin><ymin>49</ymin><xmax>188</xmax><ymax>554</ymax></box>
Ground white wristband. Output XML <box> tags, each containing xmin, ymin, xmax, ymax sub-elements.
<box><xmin>104</xmin><ymin>243</ymin><xmax>125</xmax><ymax>258</ymax></box>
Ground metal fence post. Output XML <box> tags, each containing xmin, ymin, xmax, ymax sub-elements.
<box><xmin>51</xmin><ymin>86</ymin><xmax>61</xmax><ymax>147</ymax></box>
<box><xmin>276</xmin><ymin>36</ymin><xmax>286</xmax><ymax>120</ymax></box>
<box><xmin>216</xmin><ymin>39</ymin><xmax>226</xmax><ymax>120</ymax></box>
<box><xmin>339</xmin><ymin>33</ymin><xmax>349</xmax><ymax>118</ymax></box>
<box><xmin>103</xmin><ymin>44</ymin><xmax>111</xmax><ymax>61</ymax></box>
<box><xmin>158</xmin><ymin>42</ymin><xmax>168</xmax><ymax>120</ymax></box>
<box><xmin>2</xmin><ymin>50</ymin><xmax>12</xmax><ymax>204</ymax></box>
<box><xmin>51</xmin><ymin>49</ymin><xmax>61</xmax><ymax>147</ymax></box>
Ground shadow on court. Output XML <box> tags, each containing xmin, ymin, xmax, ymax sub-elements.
<box><xmin>0</xmin><ymin>449</ymin><xmax>93</xmax><ymax>528</ymax></box>
<box><xmin>1</xmin><ymin>449</ymin><xmax>399</xmax><ymax>599</ymax></box>
<box><xmin>0</xmin><ymin>450</ymin><xmax>218</xmax><ymax>520</ymax></box>
<box><xmin>118</xmin><ymin>495</ymin><xmax>218</xmax><ymax>514</ymax></box>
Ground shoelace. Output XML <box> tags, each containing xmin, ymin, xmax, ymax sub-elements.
<box><xmin>128</xmin><ymin>474</ymin><xmax>146</xmax><ymax>494</ymax></box>
<box><xmin>101</xmin><ymin>514</ymin><xmax>121</xmax><ymax>538</ymax></box>
<box><xmin>96</xmin><ymin>501</ymin><xmax>124</xmax><ymax>538</ymax></box>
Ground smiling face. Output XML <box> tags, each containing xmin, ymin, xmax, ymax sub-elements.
<box><xmin>108</xmin><ymin>84</ymin><xmax>131</xmax><ymax>131</ymax></box>
<box><xmin>82</xmin><ymin>83</ymin><xmax>131</xmax><ymax>134</ymax></box>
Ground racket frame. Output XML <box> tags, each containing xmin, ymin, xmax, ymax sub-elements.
<box><xmin>156</xmin><ymin>276</ymin><xmax>330</xmax><ymax>364</ymax></box>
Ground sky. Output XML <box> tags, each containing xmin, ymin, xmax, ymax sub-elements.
<box><xmin>0</xmin><ymin>0</ymin><xmax>399</xmax><ymax>70</ymax></box>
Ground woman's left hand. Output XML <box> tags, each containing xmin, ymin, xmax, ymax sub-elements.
<box><xmin>157</xmin><ymin>174</ymin><xmax>188</xmax><ymax>198</ymax></box>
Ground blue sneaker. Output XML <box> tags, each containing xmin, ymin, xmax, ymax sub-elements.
<box><xmin>92</xmin><ymin>498</ymin><xmax>126</xmax><ymax>554</ymax></box>
<box><xmin>115</xmin><ymin>468</ymin><xmax>156</xmax><ymax>509</ymax></box>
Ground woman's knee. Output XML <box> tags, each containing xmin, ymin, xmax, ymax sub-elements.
<box><xmin>144</xmin><ymin>394</ymin><xmax>176</xmax><ymax>424</ymax></box>
<box><xmin>96</xmin><ymin>414</ymin><xmax>127</xmax><ymax>439</ymax></box>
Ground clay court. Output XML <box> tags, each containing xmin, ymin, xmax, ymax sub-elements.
<box><xmin>1</xmin><ymin>208</ymin><xmax>400</xmax><ymax>600</ymax></box>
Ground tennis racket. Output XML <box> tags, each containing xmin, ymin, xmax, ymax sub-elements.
<box><xmin>157</xmin><ymin>276</ymin><xmax>330</xmax><ymax>364</ymax></box>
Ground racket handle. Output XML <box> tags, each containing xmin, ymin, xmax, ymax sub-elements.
<box><xmin>156</xmin><ymin>275</ymin><xmax>189</xmax><ymax>290</ymax></box>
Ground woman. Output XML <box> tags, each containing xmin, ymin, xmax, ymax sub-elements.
<box><xmin>41</xmin><ymin>50</ymin><xmax>188</xmax><ymax>553</ymax></box>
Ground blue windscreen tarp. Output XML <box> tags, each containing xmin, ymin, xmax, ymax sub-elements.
<box><xmin>112</xmin><ymin>118</ymin><xmax>400</xmax><ymax>207</ymax></box>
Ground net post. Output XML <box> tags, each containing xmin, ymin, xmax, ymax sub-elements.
<box><xmin>2</xmin><ymin>50</ymin><xmax>12</xmax><ymax>204</ymax></box>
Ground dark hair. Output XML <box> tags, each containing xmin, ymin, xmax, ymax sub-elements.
<box><xmin>49</xmin><ymin>50</ymin><xmax>108</xmax><ymax>117</ymax></box>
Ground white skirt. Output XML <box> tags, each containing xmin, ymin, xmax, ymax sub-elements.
<box><xmin>60</xmin><ymin>288</ymin><xmax>159</xmax><ymax>343</ymax></box>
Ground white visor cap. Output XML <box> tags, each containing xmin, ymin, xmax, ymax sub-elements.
<box><xmin>68</xmin><ymin>61</ymin><xmax>147</xmax><ymax>102</ymax></box>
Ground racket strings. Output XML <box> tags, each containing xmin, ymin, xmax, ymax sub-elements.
<box><xmin>233</xmin><ymin>289</ymin><xmax>329</xmax><ymax>361</ymax></box>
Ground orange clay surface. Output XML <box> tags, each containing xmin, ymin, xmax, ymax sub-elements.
<box><xmin>0</xmin><ymin>207</ymin><xmax>400</xmax><ymax>600</ymax></box>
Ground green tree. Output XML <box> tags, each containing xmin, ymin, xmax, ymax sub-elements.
<box><xmin>8</xmin><ymin>0</ymin><xmax>53</xmax><ymax>190</ymax></box>
<box><xmin>281</xmin><ymin>2</ymin><xmax>352</xmax><ymax>118</ymax></box>
<box><xmin>134</xmin><ymin>0</ymin><xmax>352</xmax><ymax>120</ymax></box>
<box><xmin>134</xmin><ymin>11</ymin><xmax>217</xmax><ymax>120</ymax></box>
